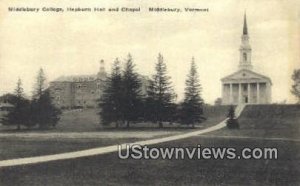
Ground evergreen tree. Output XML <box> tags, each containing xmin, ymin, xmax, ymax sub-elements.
<box><xmin>33</xmin><ymin>68</ymin><xmax>46</xmax><ymax>99</ymax></box>
<box><xmin>144</xmin><ymin>80</ymin><xmax>157</xmax><ymax>122</ymax></box>
<box><xmin>121</xmin><ymin>54</ymin><xmax>142</xmax><ymax>127</ymax></box>
<box><xmin>2</xmin><ymin>78</ymin><xmax>31</xmax><ymax>130</ymax></box>
<box><xmin>291</xmin><ymin>69</ymin><xmax>300</xmax><ymax>103</ymax></box>
<box><xmin>181</xmin><ymin>57</ymin><xmax>204</xmax><ymax>127</ymax></box>
<box><xmin>31</xmin><ymin>68</ymin><xmax>61</xmax><ymax>129</ymax></box>
<box><xmin>15</xmin><ymin>78</ymin><xmax>24</xmax><ymax>98</ymax></box>
<box><xmin>99</xmin><ymin>58</ymin><xmax>123</xmax><ymax>127</ymax></box>
<box><xmin>226</xmin><ymin>105</ymin><xmax>239</xmax><ymax>129</ymax></box>
<box><xmin>146</xmin><ymin>53</ymin><xmax>175</xmax><ymax>128</ymax></box>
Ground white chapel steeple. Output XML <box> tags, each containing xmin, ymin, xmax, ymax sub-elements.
<box><xmin>239</xmin><ymin>12</ymin><xmax>253</xmax><ymax>70</ymax></box>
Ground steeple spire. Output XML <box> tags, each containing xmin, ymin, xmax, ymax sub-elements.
<box><xmin>239</xmin><ymin>12</ymin><xmax>252</xmax><ymax>70</ymax></box>
<box><xmin>243</xmin><ymin>12</ymin><xmax>248</xmax><ymax>35</ymax></box>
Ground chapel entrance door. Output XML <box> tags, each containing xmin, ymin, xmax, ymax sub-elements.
<box><xmin>244</xmin><ymin>96</ymin><xmax>248</xmax><ymax>103</ymax></box>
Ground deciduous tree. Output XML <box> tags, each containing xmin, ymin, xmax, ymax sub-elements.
<box><xmin>291</xmin><ymin>69</ymin><xmax>300</xmax><ymax>103</ymax></box>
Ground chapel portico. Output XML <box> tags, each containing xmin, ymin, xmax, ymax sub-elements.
<box><xmin>221</xmin><ymin>13</ymin><xmax>272</xmax><ymax>105</ymax></box>
<box><xmin>222</xmin><ymin>78</ymin><xmax>272</xmax><ymax>105</ymax></box>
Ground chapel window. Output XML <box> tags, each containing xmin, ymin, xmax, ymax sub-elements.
<box><xmin>243</xmin><ymin>53</ymin><xmax>247</xmax><ymax>61</ymax></box>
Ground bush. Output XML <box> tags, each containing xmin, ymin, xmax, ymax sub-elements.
<box><xmin>226</xmin><ymin>118</ymin><xmax>239</xmax><ymax>129</ymax></box>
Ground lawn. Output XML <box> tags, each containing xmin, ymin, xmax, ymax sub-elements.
<box><xmin>0</xmin><ymin>136</ymin><xmax>299</xmax><ymax>186</ymax></box>
<box><xmin>0</xmin><ymin>129</ymin><xmax>184</xmax><ymax>161</ymax></box>
<box><xmin>0</xmin><ymin>105</ymin><xmax>299</xmax><ymax>185</ymax></box>
<box><xmin>0</xmin><ymin>137</ymin><xmax>139</xmax><ymax>161</ymax></box>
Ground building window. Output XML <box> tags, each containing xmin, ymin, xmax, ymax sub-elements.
<box><xmin>243</xmin><ymin>53</ymin><xmax>247</xmax><ymax>61</ymax></box>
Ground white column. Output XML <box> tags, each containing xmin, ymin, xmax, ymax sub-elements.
<box><xmin>229</xmin><ymin>83</ymin><xmax>233</xmax><ymax>104</ymax></box>
<box><xmin>257</xmin><ymin>83</ymin><xmax>260</xmax><ymax>104</ymax></box>
<box><xmin>222</xmin><ymin>84</ymin><xmax>225</xmax><ymax>104</ymax></box>
<box><xmin>238</xmin><ymin>83</ymin><xmax>242</xmax><ymax>104</ymax></box>
<box><xmin>247</xmin><ymin>83</ymin><xmax>251</xmax><ymax>103</ymax></box>
<box><xmin>267</xmin><ymin>83</ymin><xmax>271</xmax><ymax>103</ymax></box>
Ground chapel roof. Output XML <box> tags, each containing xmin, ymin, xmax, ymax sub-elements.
<box><xmin>221</xmin><ymin>69</ymin><xmax>272</xmax><ymax>84</ymax></box>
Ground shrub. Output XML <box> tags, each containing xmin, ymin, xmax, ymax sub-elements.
<box><xmin>226</xmin><ymin>105</ymin><xmax>239</xmax><ymax>129</ymax></box>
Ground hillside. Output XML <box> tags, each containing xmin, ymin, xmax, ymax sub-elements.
<box><xmin>201</xmin><ymin>105</ymin><xmax>232</xmax><ymax>126</ymax></box>
<box><xmin>212</xmin><ymin>104</ymin><xmax>300</xmax><ymax>139</ymax></box>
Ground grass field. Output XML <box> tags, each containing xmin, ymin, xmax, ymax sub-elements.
<box><xmin>0</xmin><ymin>136</ymin><xmax>299</xmax><ymax>186</ymax></box>
<box><xmin>0</xmin><ymin>137</ymin><xmax>139</xmax><ymax>160</ymax></box>
<box><xmin>0</xmin><ymin>130</ymin><xmax>184</xmax><ymax>160</ymax></box>
<box><xmin>1</xmin><ymin>105</ymin><xmax>298</xmax><ymax>185</ymax></box>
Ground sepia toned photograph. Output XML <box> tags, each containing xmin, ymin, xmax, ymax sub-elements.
<box><xmin>0</xmin><ymin>0</ymin><xmax>299</xmax><ymax>185</ymax></box>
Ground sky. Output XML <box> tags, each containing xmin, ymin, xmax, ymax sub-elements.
<box><xmin>0</xmin><ymin>0</ymin><xmax>299</xmax><ymax>104</ymax></box>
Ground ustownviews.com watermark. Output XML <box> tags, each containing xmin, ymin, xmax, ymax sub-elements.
<box><xmin>118</xmin><ymin>144</ymin><xmax>278</xmax><ymax>160</ymax></box>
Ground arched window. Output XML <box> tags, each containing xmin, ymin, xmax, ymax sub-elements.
<box><xmin>243</xmin><ymin>53</ymin><xmax>247</xmax><ymax>61</ymax></box>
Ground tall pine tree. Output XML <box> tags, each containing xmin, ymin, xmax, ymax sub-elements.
<box><xmin>2</xmin><ymin>78</ymin><xmax>31</xmax><ymax>130</ymax></box>
<box><xmin>181</xmin><ymin>57</ymin><xmax>204</xmax><ymax>127</ymax></box>
<box><xmin>99</xmin><ymin>58</ymin><xmax>123</xmax><ymax>127</ymax></box>
<box><xmin>33</xmin><ymin>68</ymin><xmax>46</xmax><ymax>99</ymax></box>
<box><xmin>121</xmin><ymin>54</ymin><xmax>142</xmax><ymax>127</ymax></box>
<box><xmin>31</xmin><ymin>68</ymin><xmax>61</xmax><ymax>129</ymax></box>
<box><xmin>146</xmin><ymin>53</ymin><xmax>175</xmax><ymax>128</ymax></box>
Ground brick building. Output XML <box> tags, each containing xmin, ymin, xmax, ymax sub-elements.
<box><xmin>49</xmin><ymin>60</ymin><xmax>149</xmax><ymax>109</ymax></box>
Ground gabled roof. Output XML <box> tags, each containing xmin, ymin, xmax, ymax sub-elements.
<box><xmin>221</xmin><ymin>69</ymin><xmax>272</xmax><ymax>84</ymax></box>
